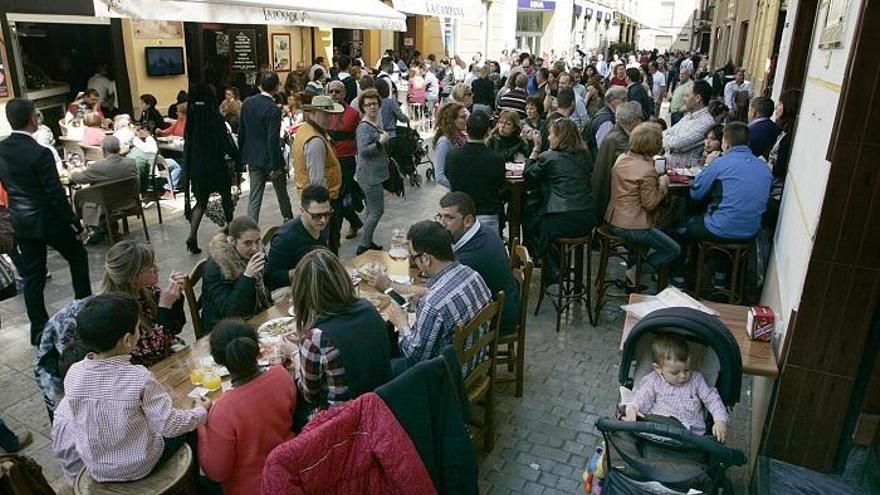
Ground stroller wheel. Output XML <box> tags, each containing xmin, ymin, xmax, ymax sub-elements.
<box><xmin>410</xmin><ymin>173</ymin><xmax>422</xmax><ymax>187</ymax></box>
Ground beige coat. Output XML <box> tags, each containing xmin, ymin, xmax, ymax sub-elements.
<box><xmin>604</xmin><ymin>152</ymin><xmax>668</xmax><ymax>229</ymax></box>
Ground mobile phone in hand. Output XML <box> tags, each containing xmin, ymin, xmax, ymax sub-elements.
<box><xmin>384</xmin><ymin>288</ymin><xmax>409</xmax><ymax>309</ymax></box>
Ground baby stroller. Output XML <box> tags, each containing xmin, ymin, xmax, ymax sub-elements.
<box><xmin>388</xmin><ymin>124</ymin><xmax>433</xmax><ymax>187</ymax></box>
<box><xmin>596</xmin><ymin>308</ymin><xmax>747</xmax><ymax>494</ymax></box>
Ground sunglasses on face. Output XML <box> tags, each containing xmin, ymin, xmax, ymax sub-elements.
<box><xmin>306</xmin><ymin>209</ymin><xmax>334</xmax><ymax>220</ymax></box>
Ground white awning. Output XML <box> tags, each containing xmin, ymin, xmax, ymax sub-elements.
<box><xmin>391</xmin><ymin>0</ymin><xmax>482</xmax><ymax>19</ymax></box>
<box><xmin>93</xmin><ymin>0</ymin><xmax>408</xmax><ymax>31</ymax></box>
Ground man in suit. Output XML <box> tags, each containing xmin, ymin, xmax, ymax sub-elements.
<box><xmin>240</xmin><ymin>71</ymin><xmax>293</xmax><ymax>223</ymax></box>
<box><xmin>625</xmin><ymin>67</ymin><xmax>654</xmax><ymax>121</ymax></box>
<box><xmin>747</xmin><ymin>96</ymin><xmax>781</xmax><ymax>159</ymax></box>
<box><xmin>0</xmin><ymin>98</ymin><xmax>92</xmax><ymax>345</ymax></box>
<box><xmin>68</xmin><ymin>136</ymin><xmax>138</xmax><ymax>244</ymax></box>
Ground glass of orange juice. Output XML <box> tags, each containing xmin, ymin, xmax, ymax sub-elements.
<box><xmin>202</xmin><ymin>370</ymin><xmax>222</xmax><ymax>392</ymax></box>
<box><xmin>188</xmin><ymin>368</ymin><xmax>203</xmax><ymax>386</ymax></box>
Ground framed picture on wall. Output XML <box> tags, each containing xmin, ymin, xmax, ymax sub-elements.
<box><xmin>272</xmin><ymin>33</ymin><xmax>291</xmax><ymax>72</ymax></box>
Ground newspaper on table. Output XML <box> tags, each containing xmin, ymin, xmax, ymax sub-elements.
<box><xmin>621</xmin><ymin>286</ymin><xmax>720</xmax><ymax>320</ymax></box>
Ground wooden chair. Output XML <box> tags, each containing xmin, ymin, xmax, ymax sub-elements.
<box><xmin>695</xmin><ymin>240</ymin><xmax>751</xmax><ymax>304</ymax></box>
<box><xmin>74</xmin><ymin>443</ymin><xmax>195</xmax><ymax>495</ymax></box>
<box><xmin>262</xmin><ymin>225</ymin><xmax>279</xmax><ymax>249</ymax></box>
<box><xmin>81</xmin><ymin>144</ymin><xmax>104</xmax><ymax>163</ymax></box>
<box><xmin>453</xmin><ymin>291</ymin><xmax>506</xmax><ymax>453</ymax></box>
<box><xmin>497</xmin><ymin>242</ymin><xmax>533</xmax><ymax>398</ymax></box>
<box><xmin>73</xmin><ymin>176</ymin><xmax>150</xmax><ymax>243</ymax></box>
<box><xmin>592</xmin><ymin>225</ymin><xmax>648</xmax><ymax>325</ymax></box>
<box><xmin>184</xmin><ymin>259</ymin><xmax>208</xmax><ymax>339</ymax></box>
<box><xmin>535</xmin><ymin>235</ymin><xmax>593</xmax><ymax>331</ymax></box>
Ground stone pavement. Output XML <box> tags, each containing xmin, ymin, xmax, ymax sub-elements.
<box><xmin>0</xmin><ymin>166</ymin><xmax>751</xmax><ymax>494</ymax></box>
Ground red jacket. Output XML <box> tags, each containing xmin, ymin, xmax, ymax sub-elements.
<box><xmin>261</xmin><ymin>393</ymin><xmax>436</xmax><ymax>495</ymax></box>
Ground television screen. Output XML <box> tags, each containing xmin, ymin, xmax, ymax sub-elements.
<box><xmin>145</xmin><ymin>47</ymin><xmax>185</xmax><ymax>76</ymax></box>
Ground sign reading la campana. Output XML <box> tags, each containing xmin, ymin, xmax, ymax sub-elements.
<box><xmin>517</xmin><ymin>0</ymin><xmax>556</xmax><ymax>9</ymax></box>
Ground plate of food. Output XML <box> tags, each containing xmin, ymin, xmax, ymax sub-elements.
<box><xmin>258</xmin><ymin>317</ymin><xmax>296</xmax><ymax>337</ymax></box>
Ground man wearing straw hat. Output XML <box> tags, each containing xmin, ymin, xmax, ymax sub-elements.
<box><xmin>292</xmin><ymin>95</ymin><xmax>344</xmax><ymax>253</ymax></box>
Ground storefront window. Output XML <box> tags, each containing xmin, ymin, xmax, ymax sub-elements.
<box><xmin>516</xmin><ymin>11</ymin><xmax>543</xmax><ymax>55</ymax></box>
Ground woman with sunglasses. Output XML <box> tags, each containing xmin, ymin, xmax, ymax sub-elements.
<box><xmin>354</xmin><ymin>89</ymin><xmax>390</xmax><ymax>255</ymax></box>
<box><xmin>432</xmin><ymin>102</ymin><xmax>469</xmax><ymax>188</ymax></box>
<box><xmin>201</xmin><ymin>216</ymin><xmax>271</xmax><ymax>336</ymax></box>
<box><xmin>487</xmin><ymin>110</ymin><xmax>532</xmax><ymax>163</ymax></box>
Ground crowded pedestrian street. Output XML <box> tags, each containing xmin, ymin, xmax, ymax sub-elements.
<box><xmin>0</xmin><ymin>0</ymin><xmax>879</xmax><ymax>494</ymax></box>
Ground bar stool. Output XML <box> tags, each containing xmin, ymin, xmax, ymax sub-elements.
<box><xmin>74</xmin><ymin>444</ymin><xmax>195</xmax><ymax>495</ymax></box>
<box><xmin>592</xmin><ymin>226</ymin><xmax>648</xmax><ymax>326</ymax></box>
<box><xmin>534</xmin><ymin>236</ymin><xmax>593</xmax><ymax>332</ymax></box>
<box><xmin>695</xmin><ymin>240</ymin><xmax>751</xmax><ymax>304</ymax></box>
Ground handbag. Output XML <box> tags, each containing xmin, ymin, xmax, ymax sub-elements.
<box><xmin>0</xmin><ymin>255</ymin><xmax>17</xmax><ymax>302</ymax></box>
<box><xmin>205</xmin><ymin>186</ymin><xmax>241</xmax><ymax>228</ymax></box>
<box><xmin>0</xmin><ymin>205</ymin><xmax>14</xmax><ymax>254</ymax></box>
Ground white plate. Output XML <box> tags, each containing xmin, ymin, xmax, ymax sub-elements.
<box><xmin>258</xmin><ymin>317</ymin><xmax>296</xmax><ymax>337</ymax></box>
<box><xmin>389</xmin><ymin>275</ymin><xmax>411</xmax><ymax>284</ymax></box>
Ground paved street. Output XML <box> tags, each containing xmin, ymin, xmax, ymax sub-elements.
<box><xmin>0</xmin><ymin>163</ymin><xmax>750</xmax><ymax>493</ymax></box>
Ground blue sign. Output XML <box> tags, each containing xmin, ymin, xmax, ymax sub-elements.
<box><xmin>517</xmin><ymin>0</ymin><xmax>556</xmax><ymax>10</ymax></box>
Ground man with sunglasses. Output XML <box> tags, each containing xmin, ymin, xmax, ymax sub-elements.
<box><xmin>264</xmin><ymin>185</ymin><xmax>332</xmax><ymax>293</ymax></box>
<box><xmin>363</xmin><ymin>220</ymin><xmax>492</xmax><ymax>371</ymax></box>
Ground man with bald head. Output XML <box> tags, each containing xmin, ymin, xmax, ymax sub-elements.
<box><xmin>68</xmin><ymin>135</ymin><xmax>137</xmax><ymax>243</ymax></box>
<box><xmin>326</xmin><ymin>80</ymin><xmax>364</xmax><ymax>241</ymax></box>
<box><xmin>669</xmin><ymin>67</ymin><xmax>693</xmax><ymax>126</ymax></box>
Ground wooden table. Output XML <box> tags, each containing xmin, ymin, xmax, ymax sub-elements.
<box><xmin>621</xmin><ymin>293</ymin><xmax>778</xmax><ymax>472</ymax></box>
<box><xmin>153</xmin><ymin>250</ymin><xmax>421</xmax><ymax>408</ymax></box>
<box><xmin>505</xmin><ymin>176</ymin><xmax>525</xmax><ymax>252</ymax></box>
<box><xmin>621</xmin><ymin>294</ymin><xmax>778</xmax><ymax>377</ymax></box>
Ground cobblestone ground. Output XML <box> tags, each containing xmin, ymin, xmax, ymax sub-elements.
<box><xmin>0</xmin><ymin>163</ymin><xmax>751</xmax><ymax>494</ymax></box>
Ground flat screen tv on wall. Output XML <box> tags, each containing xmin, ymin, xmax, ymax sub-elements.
<box><xmin>145</xmin><ymin>47</ymin><xmax>185</xmax><ymax>76</ymax></box>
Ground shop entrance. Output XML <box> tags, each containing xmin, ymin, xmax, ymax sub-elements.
<box><xmin>333</xmin><ymin>29</ymin><xmax>363</xmax><ymax>59</ymax></box>
<box><xmin>184</xmin><ymin>22</ymin><xmax>269</xmax><ymax>104</ymax></box>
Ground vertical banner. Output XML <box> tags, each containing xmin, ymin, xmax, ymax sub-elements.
<box><xmin>230</xmin><ymin>29</ymin><xmax>258</xmax><ymax>71</ymax></box>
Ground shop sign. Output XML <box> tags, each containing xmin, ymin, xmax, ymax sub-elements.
<box><xmin>517</xmin><ymin>0</ymin><xmax>555</xmax><ymax>9</ymax></box>
<box><xmin>392</xmin><ymin>0</ymin><xmax>477</xmax><ymax>19</ymax></box>
<box><xmin>230</xmin><ymin>29</ymin><xmax>257</xmax><ymax>71</ymax></box>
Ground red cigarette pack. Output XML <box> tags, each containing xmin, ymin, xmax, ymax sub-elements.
<box><xmin>747</xmin><ymin>306</ymin><xmax>774</xmax><ymax>341</ymax></box>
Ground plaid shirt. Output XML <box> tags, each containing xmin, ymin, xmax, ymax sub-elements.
<box><xmin>399</xmin><ymin>262</ymin><xmax>492</xmax><ymax>371</ymax></box>
<box><xmin>57</xmin><ymin>355</ymin><xmax>207</xmax><ymax>482</ymax></box>
<box><xmin>663</xmin><ymin>107</ymin><xmax>715</xmax><ymax>169</ymax></box>
<box><xmin>296</xmin><ymin>328</ymin><xmax>346</xmax><ymax>409</ymax></box>
<box><xmin>632</xmin><ymin>371</ymin><xmax>729</xmax><ymax>435</ymax></box>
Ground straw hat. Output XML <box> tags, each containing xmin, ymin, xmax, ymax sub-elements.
<box><xmin>302</xmin><ymin>95</ymin><xmax>344</xmax><ymax>114</ymax></box>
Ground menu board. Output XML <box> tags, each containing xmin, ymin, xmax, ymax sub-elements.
<box><xmin>230</xmin><ymin>29</ymin><xmax>257</xmax><ymax>71</ymax></box>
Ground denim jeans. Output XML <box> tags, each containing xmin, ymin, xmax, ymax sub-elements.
<box><xmin>247</xmin><ymin>166</ymin><xmax>293</xmax><ymax>223</ymax></box>
<box><xmin>607</xmin><ymin>225</ymin><xmax>681</xmax><ymax>271</ymax></box>
<box><xmin>164</xmin><ymin>158</ymin><xmax>182</xmax><ymax>191</ymax></box>
<box><xmin>477</xmin><ymin>214</ymin><xmax>500</xmax><ymax>237</ymax></box>
<box><xmin>358</xmin><ymin>181</ymin><xmax>385</xmax><ymax>249</ymax></box>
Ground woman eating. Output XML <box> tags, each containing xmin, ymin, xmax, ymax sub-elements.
<box><xmin>605</xmin><ymin>123</ymin><xmax>680</xmax><ymax>288</ymax></box>
<box><xmin>291</xmin><ymin>249</ymin><xmax>391</xmax><ymax>412</ymax></box>
<box><xmin>524</xmin><ymin>118</ymin><xmax>596</xmax><ymax>286</ymax></box>
<box><xmin>355</xmin><ymin>89</ymin><xmax>390</xmax><ymax>256</ymax></box>
<box><xmin>198</xmin><ymin>319</ymin><xmax>296</xmax><ymax>494</ymax></box>
<box><xmin>201</xmin><ymin>216</ymin><xmax>271</xmax><ymax>336</ymax></box>
<box><xmin>433</xmin><ymin>102</ymin><xmax>469</xmax><ymax>188</ymax></box>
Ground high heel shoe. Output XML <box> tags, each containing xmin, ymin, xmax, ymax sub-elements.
<box><xmin>186</xmin><ymin>238</ymin><xmax>202</xmax><ymax>254</ymax></box>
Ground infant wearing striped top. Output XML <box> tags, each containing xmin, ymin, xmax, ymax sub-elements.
<box><xmin>624</xmin><ymin>333</ymin><xmax>730</xmax><ymax>443</ymax></box>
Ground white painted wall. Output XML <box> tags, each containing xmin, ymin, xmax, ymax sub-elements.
<box><xmin>760</xmin><ymin>0</ymin><xmax>863</xmax><ymax>345</ymax></box>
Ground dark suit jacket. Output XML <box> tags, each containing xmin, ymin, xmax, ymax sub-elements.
<box><xmin>0</xmin><ymin>132</ymin><xmax>80</xmax><ymax>239</ymax></box>
<box><xmin>238</xmin><ymin>93</ymin><xmax>283</xmax><ymax>171</ymax></box>
<box><xmin>69</xmin><ymin>154</ymin><xmax>138</xmax><ymax>185</ymax></box>
<box><xmin>627</xmin><ymin>83</ymin><xmax>653</xmax><ymax>120</ymax></box>
<box><xmin>748</xmin><ymin>118</ymin><xmax>781</xmax><ymax>159</ymax></box>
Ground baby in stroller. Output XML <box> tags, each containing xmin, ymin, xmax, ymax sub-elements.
<box><xmin>589</xmin><ymin>308</ymin><xmax>747</xmax><ymax>494</ymax></box>
<box><xmin>624</xmin><ymin>334</ymin><xmax>729</xmax><ymax>443</ymax></box>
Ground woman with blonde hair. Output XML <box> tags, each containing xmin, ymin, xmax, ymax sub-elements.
<box><xmin>606</xmin><ymin>122</ymin><xmax>680</xmax><ymax>288</ymax></box>
<box><xmin>80</xmin><ymin>111</ymin><xmax>106</xmax><ymax>147</ymax></box>
<box><xmin>487</xmin><ymin>109</ymin><xmax>532</xmax><ymax>163</ymax></box>
<box><xmin>524</xmin><ymin>118</ymin><xmax>596</xmax><ymax>285</ymax></box>
<box><xmin>291</xmin><ymin>249</ymin><xmax>391</xmax><ymax>411</ymax></box>
<box><xmin>432</xmin><ymin>102</ymin><xmax>469</xmax><ymax>188</ymax></box>
<box><xmin>35</xmin><ymin>240</ymin><xmax>186</xmax><ymax>415</ymax></box>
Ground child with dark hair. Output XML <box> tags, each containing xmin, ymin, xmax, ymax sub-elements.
<box><xmin>198</xmin><ymin>319</ymin><xmax>296</xmax><ymax>494</ymax></box>
<box><xmin>624</xmin><ymin>334</ymin><xmax>729</xmax><ymax>442</ymax></box>
<box><xmin>51</xmin><ymin>293</ymin><xmax>209</xmax><ymax>484</ymax></box>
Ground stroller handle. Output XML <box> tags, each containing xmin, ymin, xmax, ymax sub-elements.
<box><xmin>596</xmin><ymin>418</ymin><xmax>747</xmax><ymax>466</ymax></box>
